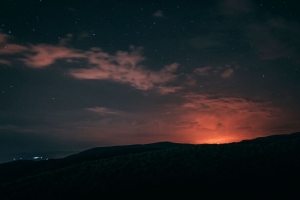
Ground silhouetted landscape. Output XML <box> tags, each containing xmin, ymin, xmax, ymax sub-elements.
<box><xmin>2</xmin><ymin>0</ymin><xmax>300</xmax><ymax>199</ymax></box>
<box><xmin>1</xmin><ymin>132</ymin><xmax>300</xmax><ymax>198</ymax></box>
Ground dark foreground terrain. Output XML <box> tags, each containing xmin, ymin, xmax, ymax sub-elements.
<box><xmin>1</xmin><ymin>132</ymin><xmax>300</xmax><ymax>199</ymax></box>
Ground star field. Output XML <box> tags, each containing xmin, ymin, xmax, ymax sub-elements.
<box><xmin>0</xmin><ymin>0</ymin><xmax>300</xmax><ymax>162</ymax></box>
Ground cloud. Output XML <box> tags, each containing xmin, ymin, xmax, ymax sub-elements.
<box><xmin>221</xmin><ymin>68</ymin><xmax>234</xmax><ymax>78</ymax></box>
<box><xmin>219</xmin><ymin>0</ymin><xmax>253</xmax><ymax>16</ymax></box>
<box><xmin>182</xmin><ymin>94</ymin><xmax>272</xmax><ymax>114</ymax></box>
<box><xmin>78</xmin><ymin>32</ymin><xmax>90</xmax><ymax>40</ymax></box>
<box><xmin>153</xmin><ymin>10</ymin><xmax>164</xmax><ymax>18</ymax></box>
<box><xmin>36</xmin><ymin>92</ymin><xmax>299</xmax><ymax>147</ymax></box>
<box><xmin>194</xmin><ymin>66</ymin><xmax>212</xmax><ymax>76</ymax></box>
<box><xmin>0</xmin><ymin>32</ymin><xmax>8</xmax><ymax>44</ymax></box>
<box><xmin>0</xmin><ymin>59</ymin><xmax>11</xmax><ymax>66</ymax></box>
<box><xmin>156</xmin><ymin>86</ymin><xmax>183</xmax><ymax>94</ymax></box>
<box><xmin>169</xmin><ymin>94</ymin><xmax>287</xmax><ymax>143</ymax></box>
<box><xmin>0</xmin><ymin>44</ymin><xmax>28</xmax><ymax>54</ymax></box>
<box><xmin>190</xmin><ymin>35</ymin><xmax>223</xmax><ymax>49</ymax></box>
<box><xmin>59</xmin><ymin>34</ymin><xmax>73</xmax><ymax>46</ymax></box>
<box><xmin>0</xmin><ymin>32</ymin><xmax>179</xmax><ymax>93</ymax></box>
<box><xmin>70</xmin><ymin>48</ymin><xmax>179</xmax><ymax>90</ymax></box>
<box><xmin>22</xmin><ymin>44</ymin><xmax>84</xmax><ymax>68</ymax></box>
<box><xmin>78</xmin><ymin>94</ymin><xmax>290</xmax><ymax>145</ymax></box>
<box><xmin>194</xmin><ymin>65</ymin><xmax>235</xmax><ymax>78</ymax></box>
<box><xmin>0</xmin><ymin>32</ymin><xmax>28</xmax><ymax>54</ymax></box>
<box><xmin>246</xmin><ymin>18</ymin><xmax>300</xmax><ymax>60</ymax></box>
<box><xmin>86</xmin><ymin>107</ymin><xmax>122</xmax><ymax>116</ymax></box>
<box><xmin>0</xmin><ymin>32</ymin><xmax>83</xmax><ymax>67</ymax></box>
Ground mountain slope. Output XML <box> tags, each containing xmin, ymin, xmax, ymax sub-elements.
<box><xmin>240</xmin><ymin>131</ymin><xmax>300</xmax><ymax>144</ymax></box>
<box><xmin>1</xmin><ymin>132</ymin><xmax>300</xmax><ymax>198</ymax></box>
<box><xmin>0</xmin><ymin>142</ymin><xmax>190</xmax><ymax>185</ymax></box>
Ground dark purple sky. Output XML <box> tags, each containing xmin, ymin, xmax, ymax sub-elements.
<box><xmin>1</xmin><ymin>0</ymin><xmax>300</xmax><ymax>160</ymax></box>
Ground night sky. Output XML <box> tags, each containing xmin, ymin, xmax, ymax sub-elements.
<box><xmin>1</xmin><ymin>0</ymin><xmax>300</xmax><ymax>160</ymax></box>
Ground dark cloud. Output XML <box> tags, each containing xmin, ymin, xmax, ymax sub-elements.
<box><xmin>194</xmin><ymin>65</ymin><xmax>235</xmax><ymax>79</ymax></box>
<box><xmin>246</xmin><ymin>18</ymin><xmax>300</xmax><ymax>61</ymax></box>
<box><xmin>189</xmin><ymin>35</ymin><xmax>224</xmax><ymax>49</ymax></box>
<box><xmin>219</xmin><ymin>0</ymin><xmax>254</xmax><ymax>16</ymax></box>
<box><xmin>194</xmin><ymin>67</ymin><xmax>212</xmax><ymax>76</ymax></box>
<box><xmin>153</xmin><ymin>10</ymin><xmax>165</xmax><ymax>18</ymax></box>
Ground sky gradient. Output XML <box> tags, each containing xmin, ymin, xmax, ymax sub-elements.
<box><xmin>1</xmin><ymin>0</ymin><xmax>300</xmax><ymax>160</ymax></box>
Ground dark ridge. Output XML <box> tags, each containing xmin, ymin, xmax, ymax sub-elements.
<box><xmin>0</xmin><ymin>141</ymin><xmax>190</xmax><ymax>185</ymax></box>
<box><xmin>63</xmin><ymin>141</ymin><xmax>192</xmax><ymax>164</ymax></box>
<box><xmin>239</xmin><ymin>132</ymin><xmax>300</xmax><ymax>144</ymax></box>
<box><xmin>66</xmin><ymin>141</ymin><xmax>190</xmax><ymax>157</ymax></box>
<box><xmin>1</xmin><ymin>132</ymin><xmax>300</xmax><ymax>199</ymax></box>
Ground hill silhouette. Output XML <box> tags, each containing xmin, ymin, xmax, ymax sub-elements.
<box><xmin>1</xmin><ymin>132</ymin><xmax>300</xmax><ymax>199</ymax></box>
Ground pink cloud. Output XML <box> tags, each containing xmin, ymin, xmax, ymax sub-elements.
<box><xmin>0</xmin><ymin>44</ymin><xmax>28</xmax><ymax>54</ymax></box>
<box><xmin>194</xmin><ymin>66</ymin><xmax>212</xmax><ymax>76</ymax></box>
<box><xmin>0</xmin><ymin>32</ymin><xmax>84</xmax><ymax>68</ymax></box>
<box><xmin>59</xmin><ymin>34</ymin><xmax>73</xmax><ymax>46</ymax></box>
<box><xmin>62</xmin><ymin>93</ymin><xmax>299</xmax><ymax>146</ymax></box>
<box><xmin>157</xmin><ymin>86</ymin><xmax>183</xmax><ymax>94</ymax></box>
<box><xmin>0</xmin><ymin>32</ymin><xmax>179</xmax><ymax>93</ymax></box>
<box><xmin>153</xmin><ymin>10</ymin><xmax>164</xmax><ymax>18</ymax></box>
<box><xmin>165</xmin><ymin>94</ymin><xmax>290</xmax><ymax>143</ymax></box>
<box><xmin>86</xmin><ymin>107</ymin><xmax>122</xmax><ymax>115</ymax></box>
<box><xmin>0</xmin><ymin>59</ymin><xmax>11</xmax><ymax>66</ymax></box>
<box><xmin>0</xmin><ymin>32</ymin><xmax>28</xmax><ymax>54</ymax></box>
<box><xmin>221</xmin><ymin>68</ymin><xmax>234</xmax><ymax>78</ymax></box>
<box><xmin>182</xmin><ymin>94</ymin><xmax>273</xmax><ymax>115</ymax></box>
<box><xmin>194</xmin><ymin>65</ymin><xmax>235</xmax><ymax>79</ymax></box>
<box><xmin>70</xmin><ymin>48</ymin><xmax>179</xmax><ymax>90</ymax></box>
<box><xmin>22</xmin><ymin>44</ymin><xmax>84</xmax><ymax>68</ymax></box>
<box><xmin>0</xmin><ymin>32</ymin><xmax>8</xmax><ymax>44</ymax></box>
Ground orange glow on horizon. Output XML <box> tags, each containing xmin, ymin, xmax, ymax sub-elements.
<box><xmin>196</xmin><ymin>136</ymin><xmax>244</xmax><ymax>144</ymax></box>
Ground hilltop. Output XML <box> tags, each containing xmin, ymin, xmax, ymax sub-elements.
<box><xmin>1</xmin><ymin>132</ymin><xmax>300</xmax><ymax>199</ymax></box>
